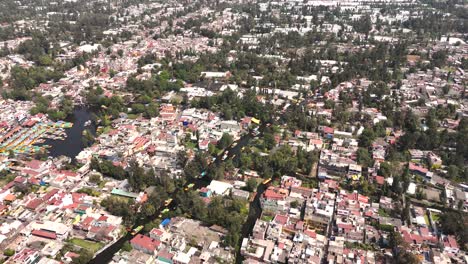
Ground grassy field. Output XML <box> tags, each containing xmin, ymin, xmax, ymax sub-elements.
<box><xmin>69</xmin><ymin>238</ymin><xmax>104</xmax><ymax>253</ymax></box>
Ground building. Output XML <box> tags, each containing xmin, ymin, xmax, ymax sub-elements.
<box><xmin>130</xmin><ymin>234</ymin><xmax>161</xmax><ymax>255</ymax></box>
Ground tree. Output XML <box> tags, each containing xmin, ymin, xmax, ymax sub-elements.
<box><xmin>245</xmin><ymin>178</ymin><xmax>258</xmax><ymax>192</ymax></box>
<box><xmin>290</xmin><ymin>200</ymin><xmax>299</xmax><ymax>208</ymax></box>
<box><xmin>128</xmin><ymin>161</ymin><xmax>157</xmax><ymax>191</ymax></box>
<box><xmin>240</xmin><ymin>154</ymin><xmax>252</xmax><ymax>170</ymax></box>
<box><xmin>356</xmin><ymin>148</ymin><xmax>373</xmax><ymax>167</ymax></box>
<box><xmin>389</xmin><ymin>231</ymin><xmax>406</xmax><ymax>250</ymax></box>
<box><xmin>358</xmin><ymin>128</ymin><xmax>375</xmax><ymax>148</ymax></box>
<box><xmin>431</xmin><ymin>50</ymin><xmax>447</xmax><ymax>68</ymax></box>
<box><xmin>90</xmin><ymin>158</ymin><xmax>126</xmax><ymax>180</ymax></box>
<box><xmin>88</xmin><ymin>174</ymin><xmax>101</xmax><ymax>185</ymax></box>
<box><xmin>4</xmin><ymin>248</ymin><xmax>14</xmax><ymax>257</ymax></box>
<box><xmin>447</xmin><ymin>165</ymin><xmax>459</xmax><ymax>179</ymax></box>
<box><xmin>72</xmin><ymin>249</ymin><xmax>93</xmax><ymax>264</ymax></box>
<box><xmin>208</xmin><ymin>143</ymin><xmax>217</xmax><ymax>155</ymax></box>
<box><xmin>395</xmin><ymin>250</ymin><xmax>420</xmax><ymax>264</ymax></box>
<box><xmin>353</xmin><ymin>15</ymin><xmax>372</xmax><ymax>35</ymax></box>
<box><xmin>263</xmin><ymin>132</ymin><xmax>276</xmax><ymax>150</ymax></box>
<box><xmin>378</xmin><ymin>162</ymin><xmax>392</xmax><ymax>177</ymax></box>
<box><xmin>391</xmin><ymin>175</ymin><xmax>402</xmax><ymax>194</ymax></box>
<box><xmin>177</xmin><ymin>150</ymin><xmax>188</xmax><ymax>168</ymax></box>
<box><xmin>142</xmin><ymin>203</ymin><xmax>156</xmax><ymax>217</ymax></box>
<box><xmin>82</xmin><ymin>129</ymin><xmax>95</xmax><ymax>147</ymax></box>
<box><xmin>122</xmin><ymin>241</ymin><xmax>132</xmax><ymax>252</ymax></box>
<box><xmin>439</xmin><ymin>211</ymin><xmax>466</xmax><ymax>238</ymax></box>
<box><xmin>218</xmin><ymin>133</ymin><xmax>233</xmax><ymax>149</ymax></box>
<box><xmin>100</xmin><ymin>196</ymin><xmax>135</xmax><ymax>224</ymax></box>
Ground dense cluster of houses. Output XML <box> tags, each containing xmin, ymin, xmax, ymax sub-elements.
<box><xmin>0</xmin><ymin>0</ymin><xmax>467</xmax><ymax>262</ymax></box>
<box><xmin>111</xmin><ymin>217</ymin><xmax>234</xmax><ymax>264</ymax></box>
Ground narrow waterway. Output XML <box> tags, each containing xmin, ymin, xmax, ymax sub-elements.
<box><xmin>43</xmin><ymin>107</ymin><xmax>96</xmax><ymax>159</ymax></box>
<box><xmin>236</xmin><ymin>183</ymin><xmax>267</xmax><ymax>263</ymax></box>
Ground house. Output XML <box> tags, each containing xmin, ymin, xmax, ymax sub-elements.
<box><xmin>252</xmin><ymin>219</ymin><xmax>269</xmax><ymax>240</ymax></box>
<box><xmin>130</xmin><ymin>234</ymin><xmax>161</xmax><ymax>255</ymax></box>
<box><xmin>321</xmin><ymin>126</ymin><xmax>334</xmax><ymax>139</ymax></box>
<box><xmin>348</xmin><ymin>164</ymin><xmax>362</xmax><ymax>180</ymax></box>
<box><xmin>304</xmin><ymin>189</ymin><xmax>335</xmax><ymax>231</ymax></box>
<box><xmin>308</xmin><ymin>138</ymin><xmax>323</xmax><ymax>151</ymax></box>
<box><xmin>115</xmin><ymin>249</ymin><xmax>155</xmax><ymax>264</ymax></box>
<box><xmin>427</xmin><ymin>152</ymin><xmax>442</xmax><ymax>167</ymax></box>
<box><xmin>156</xmin><ymin>250</ymin><xmax>174</xmax><ymax>264</ymax></box>
<box><xmin>200</xmin><ymin>71</ymin><xmax>231</xmax><ymax>79</ymax></box>
<box><xmin>220</xmin><ymin>120</ymin><xmax>240</xmax><ymax>132</ymax></box>
<box><xmin>26</xmin><ymin>198</ymin><xmax>44</xmax><ymax>211</ymax></box>
<box><xmin>409</xmin><ymin>162</ymin><xmax>428</xmax><ymax>176</ymax></box>
<box><xmin>442</xmin><ymin>235</ymin><xmax>459</xmax><ymax>254</ymax></box>
<box><xmin>231</xmin><ymin>189</ymin><xmax>250</xmax><ymax>200</ymax></box>
<box><xmin>87</xmin><ymin>224</ymin><xmax>119</xmax><ymax>241</ymax></box>
<box><xmin>149</xmin><ymin>228</ymin><xmax>170</xmax><ymax>242</ymax></box>
<box><xmin>30</xmin><ymin>221</ymin><xmax>70</xmax><ymax>240</ymax></box>
<box><xmin>207</xmin><ymin>180</ymin><xmax>233</xmax><ymax>196</ymax></box>
<box><xmin>199</xmin><ymin>187</ymin><xmax>212</xmax><ymax>198</ymax></box>
<box><xmin>281</xmin><ymin>176</ymin><xmax>302</xmax><ymax>189</ymax></box>
<box><xmin>31</xmin><ymin>230</ymin><xmax>57</xmax><ymax>240</ymax></box>
<box><xmin>13</xmin><ymin>248</ymin><xmax>40</xmax><ymax>264</ymax></box>
<box><xmin>198</xmin><ymin>139</ymin><xmax>210</xmax><ymax>151</ymax></box>
<box><xmin>240</xmin><ymin>117</ymin><xmax>252</xmax><ymax>129</ymax></box>
<box><xmin>409</xmin><ymin>149</ymin><xmax>424</xmax><ymax>161</ymax></box>
<box><xmin>379</xmin><ymin>196</ymin><xmax>393</xmax><ymax>211</ymax></box>
<box><xmin>372</xmin><ymin>175</ymin><xmax>385</xmax><ymax>186</ymax></box>
<box><xmin>261</xmin><ymin>186</ymin><xmax>288</xmax><ymax>212</ymax></box>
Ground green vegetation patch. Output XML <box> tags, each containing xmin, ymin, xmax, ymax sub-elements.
<box><xmin>69</xmin><ymin>238</ymin><xmax>104</xmax><ymax>253</ymax></box>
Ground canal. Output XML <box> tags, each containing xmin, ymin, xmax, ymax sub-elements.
<box><xmin>43</xmin><ymin>107</ymin><xmax>96</xmax><ymax>159</ymax></box>
<box><xmin>236</xmin><ymin>182</ymin><xmax>267</xmax><ymax>263</ymax></box>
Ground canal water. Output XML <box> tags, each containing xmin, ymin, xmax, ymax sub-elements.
<box><xmin>236</xmin><ymin>183</ymin><xmax>266</xmax><ymax>263</ymax></box>
<box><xmin>43</xmin><ymin>107</ymin><xmax>95</xmax><ymax>159</ymax></box>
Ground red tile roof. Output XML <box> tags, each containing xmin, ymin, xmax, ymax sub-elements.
<box><xmin>97</xmin><ymin>215</ymin><xmax>108</xmax><ymax>222</ymax></box>
<box><xmin>263</xmin><ymin>187</ymin><xmax>287</xmax><ymax>200</ymax></box>
<box><xmin>273</xmin><ymin>214</ymin><xmax>289</xmax><ymax>225</ymax></box>
<box><xmin>13</xmin><ymin>248</ymin><xmax>38</xmax><ymax>262</ymax></box>
<box><xmin>130</xmin><ymin>234</ymin><xmax>161</xmax><ymax>252</ymax></box>
<box><xmin>409</xmin><ymin>162</ymin><xmax>428</xmax><ymax>174</ymax></box>
<box><xmin>26</xmin><ymin>199</ymin><xmax>43</xmax><ymax>210</ymax></box>
<box><xmin>4</xmin><ymin>194</ymin><xmax>15</xmax><ymax>202</ymax></box>
<box><xmin>80</xmin><ymin>217</ymin><xmax>95</xmax><ymax>230</ymax></box>
<box><xmin>64</xmin><ymin>252</ymin><xmax>80</xmax><ymax>259</ymax></box>
<box><xmin>32</xmin><ymin>229</ymin><xmax>57</xmax><ymax>239</ymax></box>
<box><xmin>444</xmin><ymin>235</ymin><xmax>459</xmax><ymax>249</ymax></box>
<box><xmin>304</xmin><ymin>229</ymin><xmax>316</xmax><ymax>238</ymax></box>
<box><xmin>157</xmin><ymin>250</ymin><xmax>174</xmax><ymax>260</ymax></box>
<box><xmin>324</xmin><ymin>179</ymin><xmax>338</xmax><ymax>189</ymax></box>
<box><xmin>25</xmin><ymin>160</ymin><xmax>44</xmax><ymax>170</ymax></box>
<box><xmin>150</xmin><ymin>228</ymin><xmax>164</xmax><ymax>237</ymax></box>
<box><xmin>323</xmin><ymin>126</ymin><xmax>334</xmax><ymax>134</ymax></box>
<box><xmin>43</xmin><ymin>189</ymin><xmax>59</xmax><ymax>201</ymax></box>
<box><xmin>374</xmin><ymin>176</ymin><xmax>385</xmax><ymax>185</ymax></box>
